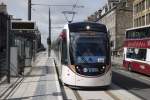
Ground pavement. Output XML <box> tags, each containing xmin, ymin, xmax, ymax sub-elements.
<box><xmin>111</xmin><ymin>56</ymin><xmax>123</xmax><ymax>66</ymax></box>
<box><xmin>0</xmin><ymin>52</ymin><xmax>63</xmax><ymax>100</ymax></box>
<box><xmin>0</xmin><ymin>65</ymin><xmax>32</xmax><ymax>99</ymax></box>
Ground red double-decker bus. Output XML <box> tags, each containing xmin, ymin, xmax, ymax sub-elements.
<box><xmin>123</xmin><ymin>25</ymin><xmax>150</xmax><ymax>76</ymax></box>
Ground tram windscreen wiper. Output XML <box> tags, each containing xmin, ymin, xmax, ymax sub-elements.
<box><xmin>70</xmin><ymin>45</ymin><xmax>88</xmax><ymax>64</ymax></box>
<box><xmin>76</xmin><ymin>51</ymin><xmax>88</xmax><ymax>63</ymax></box>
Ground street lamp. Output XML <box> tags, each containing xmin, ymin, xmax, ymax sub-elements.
<box><xmin>28</xmin><ymin>0</ymin><xmax>84</xmax><ymax>21</ymax></box>
<box><xmin>62</xmin><ymin>11</ymin><xmax>77</xmax><ymax>23</ymax></box>
<box><xmin>48</xmin><ymin>8</ymin><xmax>51</xmax><ymax>57</ymax></box>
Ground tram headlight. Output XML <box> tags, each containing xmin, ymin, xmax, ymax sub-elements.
<box><xmin>76</xmin><ymin>66</ymin><xmax>79</xmax><ymax>69</ymax></box>
<box><xmin>100</xmin><ymin>66</ymin><xmax>106</xmax><ymax>72</ymax></box>
<box><xmin>75</xmin><ymin>65</ymin><xmax>82</xmax><ymax>73</ymax></box>
<box><xmin>86</xmin><ymin>25</ymin><xmax>90</xmax><ymax>30</ymax></box>
<box><xmin>102</xmin><ymin>66</ymin><xmax>105</xmax><ymax>69</ymax></box>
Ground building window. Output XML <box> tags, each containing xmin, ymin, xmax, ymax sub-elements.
<box><xmin>142</xmin><ymin>15</ymin><xmax>145</xmax><ymax>26</ymax></box>
<box><xmin>134</xmin><ymin>4</ymin><xmax>138</xmax><ymax>13</ymax></box>
<box><xmin>146</xmin><ymin>0</ymin><xmax>150</xmax><ymax>9</ymax></box>
<box><xmin>136</xmin><ymin>18</ymin><xmax>138</xmax><ymax>27</ymax></box>
<box><xmin>136</xmin><ymin>0</ymin><xmax>146</xmax><ymax>13</ymax></box>
<box><xmin>146</xmin><ymin>13</ymin><xmax>150</xmax><ymax>25</ymax></box>
<box><xmin>137</xmin><ymin>3</ymin><xmax>140</xmax><ymax>13</ymax></box>
<box><xmin>139</xmin><ymin>17</ymin><xmax>142</xmax><ymax>26</ymax></box>
<box><xmin>139</xmin><ymin>2</ymin><xmax>142</xmax><ymax>12</ymax></box>
<box><xmin>134</xmin><ymin>19</ymin><xmax>136</xmax><ymax>27</ymax></box>
<box><xmin>137</xmin><ymin>18</ymin><xmax>139</xmax><ymax>27</ymax></box>
<box><xmin>149</xmin><ymin>13</ymin><xmax>150</xmax><ymax>24</ymax></box>
<box><xmin>134</xmin><ymin>18</ymin><xmax>138</xmax><ymax>27</ymax></box>
<box><xmin>141</xmin><ymin>0</ymin><xmax>145</xmax><ymax>11</ymax></box>
<box><xmin>146</xmin><ymin>14</ymin><xmax>149</xmax><ymax>25</ymax></box>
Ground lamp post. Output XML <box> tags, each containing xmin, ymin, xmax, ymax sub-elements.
<box><xmin>6</xmin><ymin>16</ymin><xmax>11</xmax><ymax>83</ymax></box>
<box><xmin>48</xmin><ymin>8</ymin><xmax>51</xmax><ymax>57</ymax></box>
<box><xmin>28</xmin><ymin>0</ymin><xmax>31</xmax><ymax>20</ymax></box>
<box><xmin>62</xmin><ymin>11</ymin><xmax>77</xmax><ymax>23</ymax></box>
<box><xmin>28</xmin><ymin>0</ymin><xmax>84</xmax><ymax>21</ymax></box>
<box><xmin>27</xmin><ymin>1</ymin><xmax>84</xmax><ymax>56</ymax></box>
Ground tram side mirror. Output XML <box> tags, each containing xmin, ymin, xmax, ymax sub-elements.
<box><xmin>64</xmin><ymin>59</ymin><xmax>68</xmax><ymax>65</ymax></box>
<box><xmin>108</xmin><ymin>30</ymin><xmax>111</xmax><ymax>38</ymax></box>
<box><xmin>110</xmin><ymin>41</ymin><xmax>114</xmax><ymax>47</ymax></box>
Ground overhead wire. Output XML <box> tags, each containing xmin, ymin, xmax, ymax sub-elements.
<box><xmin>71</xmin><ymin>0</ymin><xmax>79</xmax><ymax>22</ymax></box>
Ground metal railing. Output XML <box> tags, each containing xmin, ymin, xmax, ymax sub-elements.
<box><xmin>10</xmin><ymin>63</ymin><xmax>22</xmax><ymax>77</ymax></box>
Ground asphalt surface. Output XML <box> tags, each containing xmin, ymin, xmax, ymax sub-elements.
<box><xmin>112</xmin><ymin>65</ymin><xmax>150</xmax><ymax>100</ymax></box>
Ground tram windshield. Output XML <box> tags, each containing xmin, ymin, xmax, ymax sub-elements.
<box><xmin>70</xmin><ymin>34</ymin><xmax>107</xmax><ymax>64</ymax></box>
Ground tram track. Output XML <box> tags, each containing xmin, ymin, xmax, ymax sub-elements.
<box><xmin>55</xmin><ymin>65</ymin><xmax>141</xmax><ymax>100</ymax></box>
<box><xmin>63</xmin><ymin>84</ymin><xmax>142</xmax><ymax>100</ymax></box>
<box><xmin>53</xmin><ymin>51</ymin><xmax>142</xmax><ymax>100</ymax></box>
<box><xmin>104</xmin><ymin>90</ymin><xmax>121</xmax><ymax>100</ymax></box>
<box><xmin>72</xmin><ymin>89</ymin><xmax>82</xmax><ymax>100</ymax></box>
<box><xmin>64</xmin><ymin>86</ymin><xmax>116</xmax><ymax>100</ymax></box>
<box><xmin>64</xmin><ymin>86</ymin><xmax>82</xmax><ymax>100</ymax></box>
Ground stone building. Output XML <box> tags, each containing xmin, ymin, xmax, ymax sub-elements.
<box><xmin>101</xmin><ymin>0</ymin><xmax>133</xmax><ymax>51</ymax></box>
<box><xmin>133</xmin><ymin>0</ymin><xmax>150</xmax><ymax>27</ymax></box>
<box><xmin>87</xmin><ymin>0</ymin><xmax>133</xmax><ymax>52</ymax></box>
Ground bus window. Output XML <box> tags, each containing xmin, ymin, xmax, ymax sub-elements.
<box><xmin>126</xmin><ymin>48</ymin><xmax>146</xmax><ymax>61</ymax></box>
<box><xmin>147</xmin><ymin>28</ymin><xmax>150</xmax><ymax>37</ymax></box>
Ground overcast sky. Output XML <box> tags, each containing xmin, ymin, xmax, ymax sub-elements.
<box><xmin>1</xmin><ymin>0</ymin><xmax>107</xmax><ymax>47</ymax></box>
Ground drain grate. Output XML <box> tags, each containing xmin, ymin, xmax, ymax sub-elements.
<box><xmin>52</xmin><ymin>92</ymin><xmax>62</xmax><ymax>96</ymax></box>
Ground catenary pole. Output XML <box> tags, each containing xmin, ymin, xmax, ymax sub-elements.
<box><xmin>48</xmin><ymin>8</ymin><xmax>51</xmax><ymax>57</ymax></box>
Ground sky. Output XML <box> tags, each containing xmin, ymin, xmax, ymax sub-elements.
<box><xmin>0</xmin><ymin>0</ymin><xmax>107</xmax><ymax>47</ymax></box>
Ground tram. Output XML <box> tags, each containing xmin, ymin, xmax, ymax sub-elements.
<box><xmin>53</xmin><ymin>22</ymin><xmax>111</xmax><ymax>88</ymax></box>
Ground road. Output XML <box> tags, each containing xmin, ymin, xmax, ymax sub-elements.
<box><xmin>52</xmin><ymin>51</ymin><xmax>149</xmax><ymax>100</ymax></box>
<box><xmin>112</xmin><ymin>64</ymin><xmax>150</xmax><ymax>100</ymax></box>
<box><xmin>61</xmin><ymin>64</ymin><xmax>150</xmax><ymax>100</ymax></box>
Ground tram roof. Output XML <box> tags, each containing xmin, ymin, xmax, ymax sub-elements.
<box><xmin>68</xmin><ymin>22</ymin><xmax>107</xmax><ymax>33</ymax></box>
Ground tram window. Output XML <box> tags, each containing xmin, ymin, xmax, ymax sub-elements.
<box><xmin>61</xmin><ymin>40</ymin><xmax>68</xmax><ymax>65</ymax></box>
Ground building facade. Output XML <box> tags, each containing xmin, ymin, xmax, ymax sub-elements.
<box><xmin>133</xmin><ymin>0</ymin><xmax>150</xmax><ymax>27</ymax></box>
<box><xmin>87</xmin><ymin>0</ymin><xmax>133</xmax><ymax>52</ymax></box>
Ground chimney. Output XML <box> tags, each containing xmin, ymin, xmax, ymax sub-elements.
<box><xmin>0</xmin><ymin>2</ymin><xmax>7</xmax><ymax>14</ymax></box>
